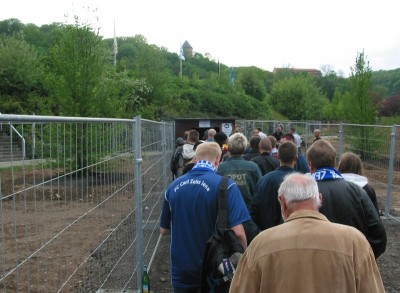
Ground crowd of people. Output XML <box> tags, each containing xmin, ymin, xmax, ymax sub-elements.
<box><xmin>162</xmin><ymin>125</ymin><xmax>387</xmax><ymax>293</ymax></box>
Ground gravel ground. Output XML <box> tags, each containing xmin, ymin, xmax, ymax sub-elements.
<box><xmin>150</xmin><ymin>218</ymin><xmax>400</xmax><ymax>293</ymax></box>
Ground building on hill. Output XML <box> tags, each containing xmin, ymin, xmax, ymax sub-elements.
<box><xmin>182</xmin><ymin>40</ymin><xmax>193</xmax><ymax>59</ymax></box>
<box><xmin>273</xmin><ymin>67</ymin><xmax>322</xmax><ymax>77</ymax></box>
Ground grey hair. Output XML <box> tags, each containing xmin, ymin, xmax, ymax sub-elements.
<box><xmin>228</xmin><ymin>133</ymin><xmax>248</xmax><ymax>155</ymax></box>
<box><xmin>278</xmin><ymin>173</ymin><xmax>320</xmax><ymax>209</ymax></box>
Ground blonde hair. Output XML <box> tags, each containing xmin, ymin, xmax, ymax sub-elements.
<box><xmin>228</xmin><ymin>133</ymin><xmax>248</xmax><ymax>156</ymax></box>
<box><xmin>195</xmin><ymin>142</ymin><xmax>222</xmax><ymax>162</ymax></box>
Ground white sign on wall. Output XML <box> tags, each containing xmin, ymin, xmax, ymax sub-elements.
<box><xmin>222</xmin><ymin>123</ymin><xmax>232</xmax><ymax>136</ymax></box>
<box><xmin>199</xmin><ymin>120</ymin><xmax>211</xmax><ymax>128</ymax></box>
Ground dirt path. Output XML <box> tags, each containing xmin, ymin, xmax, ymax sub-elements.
<box><xmin>150</xmin><ymin>219</ymin><xmax>400</xmax><ymax>293</ymax></box>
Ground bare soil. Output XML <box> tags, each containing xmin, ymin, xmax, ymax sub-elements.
<box><xmin>150</xmin><ymin>220</ymin><xmax>400</xmax><ymax>293</ymax></box>
<box><xmin>1</xmin><ymin>168</ymin><xmax>399</xmax><ymax>292</ymax></box>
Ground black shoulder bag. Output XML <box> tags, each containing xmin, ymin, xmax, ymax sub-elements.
<box><xmin>200</xmin><ymin>176</ymin><xmax>244</xmax><ymax>293</ymax></box>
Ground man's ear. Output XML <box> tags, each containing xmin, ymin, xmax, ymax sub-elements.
<box><xmin>309</xmin><ymin>160</ymin><xmax>316</xmax><ymax>173</ymax></box>
<box><xmin>214</xmin><ymin>156</ymin><xmax>221</xmax><ymax>169</ymax></box>
<box><xmin>278</xmin><ymin>195</ymin><xmax>287</xmax><ymax>210</ymax></box>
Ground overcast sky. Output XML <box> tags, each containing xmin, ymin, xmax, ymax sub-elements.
<box><xmin>2</xmin><ymin>0</ymin><xmax>399</xmax><ymax>76</ymax></box>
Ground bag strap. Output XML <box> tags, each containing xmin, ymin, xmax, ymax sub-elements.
<box><xmin>217</xmin><ymin>176</ymin><xmax>229</xmax><ymax>229</ymax></box>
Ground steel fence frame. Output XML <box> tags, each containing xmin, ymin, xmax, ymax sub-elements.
<box><xmin>1</xmin><ymin>114</ymin><xmax>398</xmax><ymax>292</ymax></box>
<box><xmin>0</xmin><ymin>114</ymin><xmax>174</xmax><ymax>292</ymax></box>
<box><xmin>237</xmin><ymin>120</ymin><xmax>400</xmax><ymax>222</ymax></box>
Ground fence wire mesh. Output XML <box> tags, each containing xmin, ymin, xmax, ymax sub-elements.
<box><xmin>0</xmin><ymin>115</ymin><xmax>398</xmax><ymax>292</ymax></box>
<box><xmin>237</xmin><ymin>120</ymin><xmax>400</xmax><ymax>221</ymax></box>
<box><xmin>0</xmin><ymin>115</ymin><xmax>173</xmax><ymax>292</ymax></box>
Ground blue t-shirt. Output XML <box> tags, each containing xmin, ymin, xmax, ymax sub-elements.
<box><xmin>160</xmin><ymin>164</ymin><xmax>250</xmax><ymax>289</ymax></box>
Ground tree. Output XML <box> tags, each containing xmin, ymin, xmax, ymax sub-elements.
<box><xmin>46</xmin><ymin>21</ymin><xmax>110</xmax><ymax>117</ymax></box>
<box><xmin>237</xmin><ymin>67</ymin><xmax>267</xmax><ymax>100</ymax></box>
<box><xmin>0</xmin><ymin>18</ymin><xmax>24</xmax><ymax>35</ymax></box>
<box><xmin>347</xmin><ymin>51</ymin><xmax>376</xmax><ymax>124</ymax></box>
<box><xmin>379</xmin><ymin>95</ymin><xmax>400</xmax><ymax>116</ymax></box>
<box><xmin>0</xmin><ymin>34</ymin><xmax>45</xmax><ymax>113</ymax></box>
<box><xmin>346</xmin><ymin>51</ymin><xmax>378</xmax><ymax>160</ymax></box>
<box><xmin>270</xmin><ymin>76</ymin><xmax>328</xmax><ymax>120</ymax></box>
<box><xmin>320</xmin><ymin>64</ymin><xmax>336</xmax><ymax>77</ymax></box>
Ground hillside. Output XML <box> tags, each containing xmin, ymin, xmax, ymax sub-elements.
<box><xmin>0</xmin><ymin>18</ymin><xmax>399</xmax><ymax>121</ymax></box>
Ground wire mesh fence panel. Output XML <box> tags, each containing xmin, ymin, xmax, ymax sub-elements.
<box><xmin>340</xmin><ymin>124</ymin><xmax>400</xmax><ymax>218</ymax></box>
<box><xmin>0</xmin><ymin>115</ymin><xmax>398</xmax><ymax>292</ymax></box>
<box><xmin>341</xmin><ymin>124</ymin><xmax>392</xmax><ymax>170</ymax></box>
<box><xmin>139</xmin><ymin>120</ymin><xmax>173</xmax><ymax>269</ymax></box>
<box><xmin>237</xmin><ymin>120</ymin><xmax>399</xmax><ymax>221</ymax></box>
<box><xmin>392</xmin><ymin>125</ymin><xmax>400</xmax><ymax>217</ymax></box>
<box><xmin>0</xmin><ymin>115</ymin><xmax>174</xmax><ymax>292</ymax></box>
<box><xmin>304</xmin><ymin>123</ymin><xmax>341</xmax><ymax>152</ymax></box>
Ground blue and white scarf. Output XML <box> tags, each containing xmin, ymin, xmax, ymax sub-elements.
<box><xmin>312</xmin><ymin>167</ymin><xmax>343</xmax><ymax>181</ymax></box>
<box><xmin>192</xmin><ymin>160</ymin><xmax>216</xmax><ymax>172</ymax></box>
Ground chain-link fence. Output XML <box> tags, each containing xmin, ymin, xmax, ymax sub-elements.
<box><xmin>0</xmin><ymin>114</ymin><xmax>174</xmax><ymax>292</ymax></box>
<box><xmin>237</xmin><ymin>120</ymin><xmax>400</xmax><ymax>222</ymax></box>
<box><xmin>1</xmin><ymin>115</ymin><xmax>399</xmax><ymax>292</ymax></box>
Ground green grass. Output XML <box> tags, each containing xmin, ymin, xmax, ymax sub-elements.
<box><xmin>377</xmin><ymin>116</ymin><xmax>400</xmax><ymax>125</ymax></box>
<box><xmin>271</xmin><ymin>111</ymin><xmax>288</xmax><ymax>121</ymax></box>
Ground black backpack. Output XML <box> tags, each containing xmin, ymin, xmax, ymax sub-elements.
<box><xmin>201</xmin><ymin>176</ymin><xmax>244</xmax><ymax>293</ymax></box>
<box><xmin>170</xmin><ymin>146</ymin><xmax>192</xmax><ymax>178</ymax></box>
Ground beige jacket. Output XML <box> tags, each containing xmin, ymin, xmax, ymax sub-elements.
<box><xmin>229</xmin><ymin>210</ymin><xmax>385</xmax><ymax>293</ymax></box>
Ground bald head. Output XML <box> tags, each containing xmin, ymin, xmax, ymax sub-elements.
<box><xmin>208</xmin><ymin>128</ymin><xmax>216</xmax><ymax>139</ymax></box>
<box><xmin>314</xmin><ymin>129</ymin><xmax>321</xmax><ymax>138</ymax></box>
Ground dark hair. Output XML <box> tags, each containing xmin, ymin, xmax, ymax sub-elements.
<box><xmin>193</xmin><ymin>141</ymin><xmax>204</xmax><ymax>151</ymax></box>
<box><xmin>278</xmin><ymin>141</ymin><xmax>297</xmax><ymax>164</ymax></box>
<box><xmin>176</xmin><ymin>137</ymin><xmax>185</xmax><ymax>147</ymax></box>
<box><xmin>188</xmin><ymin>129</ymin><xmax>199</xmax><ymax>143</ymax></box>
<box><xmin>282</xmin><ymin>133</ymin><xmax>295</xmax><ymax>142</ymax></box>
<box><xmin>249</xmin><ymin>136</ymin><xmax>261</xmax><ymax>149</ymax></box>
<box><xmin>214</xmin><ymin>132</ymin><xmax>228</xmax><ymax>147</ymax></box>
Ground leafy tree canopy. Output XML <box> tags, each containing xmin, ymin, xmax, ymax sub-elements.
<box><xmin>0</xmin><ymin>18</ymin><xmax>398</xmax><ymax>122</ymax></box>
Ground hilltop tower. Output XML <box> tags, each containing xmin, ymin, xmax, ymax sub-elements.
<box><xmin>182</xmin><ymin>40</ymin><xmax>193</xmax><ymax>59</ymax></box>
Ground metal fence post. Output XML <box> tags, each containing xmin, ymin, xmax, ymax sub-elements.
<box><xmin>304</xmin><ymin>122</ymin><xmax>309</xmax><ymax>151</ymax></box>
<box><xmin>162</xmin><ymin>123</ymin><xmax>168</xmax><ymax>190</ymax></box>
<box><xmin>134</xmin><ymin>116</ymin><xmax>144</xmax><ymax>292</ymax></box>
<box><xmin>385</xmin><ymin>125</ymin><xmax>397</xmax><ymax>218</ymax></box>
<box><xmin>338</xmin><ymin>123</ymin><xmax>343</xmax><ymax>161</ymax></box>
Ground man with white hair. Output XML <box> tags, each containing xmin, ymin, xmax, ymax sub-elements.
<box><xmin>230</xmin><ymin>173</ymin><xmax>385</xmax><ymax>293</ymax></box>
